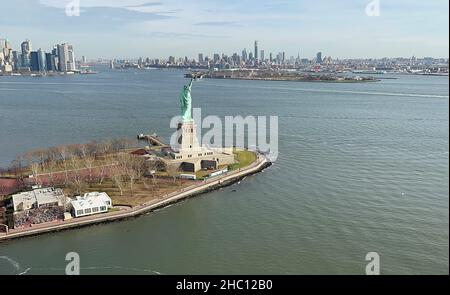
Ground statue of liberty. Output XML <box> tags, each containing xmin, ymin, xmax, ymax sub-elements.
<box><xmin>180</xmin><ymin>78</ymin><xmax>194</xmax><ymax>121</ymax></box>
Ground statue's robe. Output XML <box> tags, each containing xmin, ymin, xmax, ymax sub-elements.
<box><xmin>180</xmin><ymin>81</ymin><xmax>193</xmax><ymax>121</ymax></box>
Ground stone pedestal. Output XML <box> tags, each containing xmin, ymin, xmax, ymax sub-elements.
<box><xmin>177</xmin><ymin>120</ymin><xmax>200</xmax><ymax>151</ymax></box>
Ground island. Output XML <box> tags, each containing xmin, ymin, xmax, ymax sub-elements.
<box><xmin>0</xmin><ymin>79</ymin><xmax>271</xmax><ymax>241</ymax></box>
<box><xmin>188</xmin><ymin>69</ymin><xmax>380</xmax><ymax>83</ymax></box>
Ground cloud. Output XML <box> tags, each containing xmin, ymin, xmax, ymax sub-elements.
<box><xmin>124</xmin><ymin>2</ymin><xmax>163</xmax><ymax>8</ymax></box>
<box><xmin>194</xmin><ymin>21</ymin><xmax>241</xmax><ymax>27</ymax></box>
<box><xmin>2</xmin><ymin>0</ymin><xmax>174</xmax><ymax>31</ymax></box>
<box><xmin>151</xmin><ymin>32</ymin><xmax>231</xmax><ymax>39</ymax></box>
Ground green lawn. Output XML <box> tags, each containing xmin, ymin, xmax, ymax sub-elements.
<box><xmin>232</xmin><ymin>150</ymin><xmax>257</xmax><ymax>169</ymax></box>
<box><xmin>195</xmin><ymin>170</ymin><xmax>209</xmax><ymax>180</ymax></box>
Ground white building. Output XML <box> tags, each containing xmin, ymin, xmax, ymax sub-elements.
<box><xmin>11</xmin><ymin>187</ymin><xmax>67</xmax><ymax>212</ymax></box>
<box><xmin>57</xmin><ymin>43</ymin><xmax>76</xmax><ymax>72</ymax></box>
<box><xmin>70</xmin><ymin>192</ymin><xmax>112</xmax><ymax>218</ymax></box>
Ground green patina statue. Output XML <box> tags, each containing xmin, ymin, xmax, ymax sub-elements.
<box><xmin>180</xmin><ymin>79</ymin><xmax>194</xmax><ymax>121</ymax></box>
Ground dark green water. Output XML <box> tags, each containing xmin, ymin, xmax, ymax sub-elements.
<box><xmin>0</xmin><ymin>68</ymin><xmax>448</xmax><ymax>274</ymax></box>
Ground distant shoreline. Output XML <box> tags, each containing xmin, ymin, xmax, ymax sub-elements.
<box><xmin>0</xmin><ymin>71</ymin><xmax>97</xmax><ymax>77</ymax></box>
<box><xmin>205</xmin><ymin>76</ymin><xmax>381</xmax><ymax>83</ymax></box>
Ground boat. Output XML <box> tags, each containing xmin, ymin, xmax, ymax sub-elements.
<box><xmin>184</xmin><ymin>72</ymin><xmax>205</xmax><ymax>79</ymax></box>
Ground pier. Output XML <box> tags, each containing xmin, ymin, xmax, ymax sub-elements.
<box><xmin>137</xmin><ymin>133</ymin><xmax>168</xmax><ymax>147</ymax></box>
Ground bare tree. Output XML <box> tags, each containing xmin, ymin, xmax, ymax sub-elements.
<box><xmin>111</xmin><ymin>165</ymin><xmax>124</xmax><ymax>196</ymax></box>
<box><xmin>47</xmin><ymin>158</ymin><xmax>56</xmax><ymax>187</ymax></box>
<box><xmin>98</xmin><ymin>153</ymin><xmax>114</xmax><ymax>185</ymax></box>
<box><xmin>67</xmin><ymin>155</ymin><xmax>85</xmax><ymax>196</ymax></box>
<box><xmin>57</xmin><ymin>145</ymin><xmax>70</xmax><ymax>185</ymax></box>
<box><xmin>166</xmin><ymin>163</ymin><xmax>180</xmax><ymax>185</ymax></box>
<box><xmin>10</xmin><ymin>156</ymin><xmax>24</xmax><ymax>179</ymax></box>
<box><xmin>69</xmin><ymin>176</ymin><xmax>87</xmax><ymax>196</ymax></box>
<box><xmin>30</xmin><ymin>162</ymin><xmax>40</xmax><ymax>186</ymax></box>
<box><xmin>98</xmin><ymin>163</ymin><xmax>107</xmax><ymax>185</ymax></box>
<box><xmin>98</xmin><ymin>139</ymin><xmax>112</xmax><ymax>158</ymax></box>
<box><xmin>117</xmin><ymin>154</ymin><xmax>146</xmax><ymax>197</ymax></box>
<box><xmin>84</xmin><ymin>155</ymin><xmax>95</xmax><ymax>184</ymax></box>
<box><xmin>147</xmin><ymin>160</ymin><xmax>160</xmax><ymax>186</ymax></box>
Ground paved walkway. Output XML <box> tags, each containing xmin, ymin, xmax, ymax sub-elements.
<box><xmin>0</xmin><ymin>154</ymin><xmax>270</xmax><ymax>241</ymax></box>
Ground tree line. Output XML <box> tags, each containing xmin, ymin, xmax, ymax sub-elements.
<box><xmin>0</xmin><ymin>138</ymin><xmax>175</xmax><ymax>198</ymax></box>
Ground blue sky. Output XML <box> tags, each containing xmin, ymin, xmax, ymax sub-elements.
<box><xmin>1</xmin><ymin>0</ymin><xmax>448</xmax><ymax>59</ymax></box>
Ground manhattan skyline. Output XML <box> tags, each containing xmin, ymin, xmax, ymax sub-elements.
<box><xmin>1</xmin><ymin>0</ymin><xmax>449</xmax><ymax>60</ymax></box>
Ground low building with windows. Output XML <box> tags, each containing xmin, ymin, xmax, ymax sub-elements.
<box><xmin>10</xmin><ymin>187</ymin><xmax>68</xmax><ymax>228</ymax></box>
<box><xmin>70</xmin><ymin>192</ymin><xmax>112</xmax><ymax>218</ymax></box>
<box><xmin>11</xmin><ymin>187</ymin><xmax>67</xmax><ymax>212</ymax></box>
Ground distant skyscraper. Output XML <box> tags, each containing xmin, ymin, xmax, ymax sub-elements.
<box><xmin>21</xmin><ymin>39</ymin><xmax>32</xmax><ymax>67</ymax></box>
<box><xmin>37</xmin><ymin>49</ymin><xmax>46</xmax><ymax>71</ymax></box>
<box><xmin>232</xmin><ymin>53</ymin><xmax>239</xmax><ymax>65</ymax></box>
<box><xmin>254</xmin><ymin>40</ymin><xmax>259</xmax><ymax>61</ymax></box>
<box><xmin>45</xmin><ymin>52</ymin><xmax>56</xmax><ymax>71</ymax></box>
<box><xmin>57</xmin><ymin>43</ymin><xmax>76</xmax><ymax>72</ymax></box>
<box><xmin>1</xmin><ymin>39</ymin><xmax>12</xmax><ymax>63</ymax></box>
<box><xmin>57</xmin><ymin>44</ymin><xmax>68</xmax><ymax>71</ymax></box>
<box><xmin>82</xmin><ymin>55</ymin><xmax>87</xmax><ymax>64</ymax></box>
<box><xmin>260</xmin><ymin>50</ymin><xmax>265</xmax><ymax>61</ymax></box>
<box><xmin>276</xmin><ymin>52</ymin><xmax>282</xmax><ymax>64</ymax></box>
<box><xmin>12</xmin><ymin>51</ymin><xmax>19</xmax><ymax>70</ymax></box>
<box><xmin>198</xmin><ymin>53</ymin><xmax>204</xmax><ymax>63</ymax></box>
<box><xmin>30</xmin><ymin>50</ymin><xmax>46</xmax><ymax>72</ymax></box>
<box><xmin>249</xmin><ymin>52</ymin><xmax>254</xmax><ymax>61</ymax></box>
<box><xmin>67</xmin><ymin>44</ymin><xmax>76</xmax><ymax>70</ymax></box>
<box><xmin>316</xmin><ymin>51</ymin><xmax>322</xmax><ymax>64</ymax></box>
<box><xmin>30</xmin><ymin>51</ymin><xmax>38</xmax><ymax>71</ymax></box>
<box><xmin>213</xmin><ymin>53</ymin><xmax>220</xmax><ymax>63</ymax></box>
<box><xmin>242</xmin><ymin>49</ymin><xmax>248</xmax><ymax>62</ymax></box>
<box><xmin>269</xmin><ymin>52</ymin><xmax>273</xmax><ymax>62</ymax></box>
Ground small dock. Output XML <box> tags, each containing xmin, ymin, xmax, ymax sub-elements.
<box><xmin>137</xmin><ymin>133</ymin><xmax>167</xmax><ymax>147</ymax></box>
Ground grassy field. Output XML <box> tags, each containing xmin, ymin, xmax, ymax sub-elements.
<box><xmin>63</xmin><ymin>177</ymin><xmax>195</xmax><ymax>207</ymax></box>
<box><xmin>195</xmin><ymin>151</ymin><xmax>257</xmax><ymax>179</ymax></box>
<box><xmin>195</xmin><ymin>170</ymin><xmax>210</xmax><ymax>180</ymax></box>
<box><xmin>232</xmin><ymin>150</ymin><xmax>257</xmax><ymax>169</ymax></box>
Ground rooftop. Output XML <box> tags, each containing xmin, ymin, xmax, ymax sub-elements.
<box><xmin>71</xmin><ymin>192</ymin><xmax>111</xmax><ymax>211</ymax></box>
<box><xmin>12</xmin><ymin>187</ymin><xmax>66</xmax><ymax>211</ymax></box>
